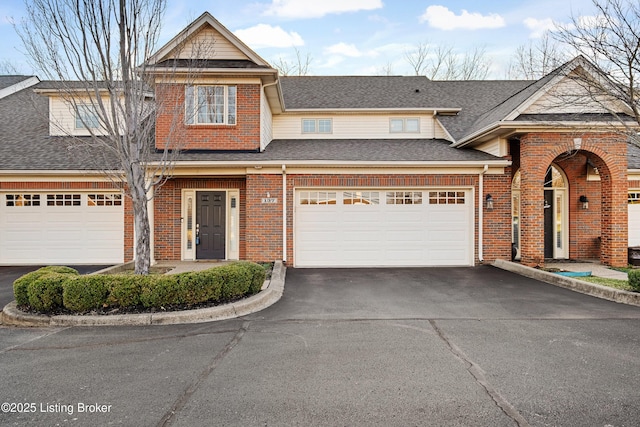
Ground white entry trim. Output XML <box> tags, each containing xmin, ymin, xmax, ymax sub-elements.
<box><xmin>181</xmin><ymin>189</ymin><xmax>240</xmax><ymax>261</ymax></box>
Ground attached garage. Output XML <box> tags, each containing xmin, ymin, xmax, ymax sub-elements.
<box><xmin>0</xmin><ymin>192</ymin><xmax>124</xmax><ymax>265</ymax></box>
<box><xmin>629</xmin><ymin>191</ymin><xmax>640</xmax><ymax>246</ymax></box>
<box><xmin>294</xmin><ymin>189</ymin><xmax>473</xmax><ymax>267</ymax></box>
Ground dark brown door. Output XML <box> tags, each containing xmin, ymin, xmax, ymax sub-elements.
<box><xmin>196</xmin><ymin>191</ymin><xmax>226</xmax><ymax>259</ymax></box>
<box><xmin>544</xmin><ymin>189</ymin><xmax>554</xmax><ymax>259</ymax></box>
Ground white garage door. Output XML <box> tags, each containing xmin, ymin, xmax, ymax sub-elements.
<box><xmin>295</xmin><ymin>189</ymin><xmax>473</xmax><ymax>267</ymax></box>
<box><xmin>0</xmin><ymin>192</ymin><xmax>124</xmax><ymax>265</ymax></box>
<box><xmin>629</xmin><ymin>191</ymin><xmax>640</xmax><ymax>246</ymax></box>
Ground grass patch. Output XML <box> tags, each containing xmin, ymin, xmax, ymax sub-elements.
<box><xmin>577</xmin><ymin>276</ymin><xmax>636</xmax><ymax>292</ymax></box>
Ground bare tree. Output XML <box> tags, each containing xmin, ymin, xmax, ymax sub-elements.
<box><xmin>404</xmin><ymin>42</ymin><xmax>491</xmax><ymax>80</ymax></box>
<box><xmin>16</xmin><ymin>0</ymin><xmax>193</xmax><ymax>274</ymax></box>
<box><xmin>552</xmin><ymin>0</ymin><xmax>640</xmax><ymax>135</ymax></box>
<box><xmin>508</xmin><ymin>32</ymin><xmax>568</xmax><ymax>79</ymax></box>
<box><xmin>272</xmin><ymin>48</ymin><xmax>312</xmax><ymax>76</ymax></box>
<box><xmin>376</xmin><ymin>61</ymin><xmax>396</xmax><ymax>76</ymax></box>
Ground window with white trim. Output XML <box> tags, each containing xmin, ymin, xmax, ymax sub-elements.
<box><xmin>47</xmin><ymin>194</ymin><xmax>81</xmax><ymax>206</ymax></box>
<box><xmin>629</xmin><ymin>192</ymin><xmax>640</xmax><ymax>204</ymax></box>
<box><xmin>75</xmin><ymin>104</ymin><xmax>100</xmax><ymax>129</ymax></box>
<box><xmin>302</xmin><ymin>118</ymin><xmax>332</xmax><ymax>134</ymax></box>
<box><xmin>185</xmin><ymin>85</ymin><xmax>236</xmax><ymax>125</ymax></box>
<box><xmin>5</xmin><ymin>194</ymin><xmax>40</xmax><ymax>207</ymax></box>
<box><xmin>390</xmin><ymin>118</ymin><xmax>420</xmax><ymax>133</ymax></box>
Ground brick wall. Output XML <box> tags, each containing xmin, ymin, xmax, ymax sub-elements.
<box><xmin>152</xmin><ymin>178</ymin><xmax>246</xmax><ymax>260</ymax></box>
<box><xmin>518</xmin><ymin>132</ymin><xmax>627</xmax><ymax>267</ymax></box>
<box><xmin>155</xmin><ymin>83</ymin><xmax>261</xmax><ymax>151</ymax></box>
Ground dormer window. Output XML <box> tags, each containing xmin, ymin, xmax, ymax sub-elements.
<box><xmin>185</xmin><ymin>85</ymin><xmax>236</xmax><ymax>125</ymax></box>
<box><xmin>302</xmin><ymin>118</ymin><xmax>332</xmax><ymax>134</ymax></box>
<box><xmin>75</xmin><ymin>104</ymin><xmax>100</xmax><ymax>129</ymax></box>
<box><xmin>390</xmin><ymin>118</ymin><xmax>419</xmax><ymax>133</ymax></box>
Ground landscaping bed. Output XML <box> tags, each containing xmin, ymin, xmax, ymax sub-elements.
<box><xmin>13</xmin><ymin>262</ymin><xmax>267</xmax><ymax>315</ymax></box>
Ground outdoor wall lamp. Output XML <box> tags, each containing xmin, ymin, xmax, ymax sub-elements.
<box><xmin>485</xmin><ymin>194</ymin><xmax>494</xmax><ymax>210</ymax></box>
<box><xmin>580</xmin><ymin>195</ymin><xmax>589</xmax><ymax>210</ymax></box>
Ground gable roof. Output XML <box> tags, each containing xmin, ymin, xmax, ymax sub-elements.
<box><xmin>146</xmin><ymin>12</ymin><xmax>271</xmax><ymax>68</ymax></box>
<box><xmin>0</xmin><ymin>75</ymin><xmax>40</xmax><ymax>100</ymax></box>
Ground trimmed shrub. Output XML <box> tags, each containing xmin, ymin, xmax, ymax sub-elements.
<box><xmin>14</xmin><ymin>266</ymin><xmax>79</xmax><ymax>307</ymax></box>
<box><xmin>15</xmin><ymin>261</ymin><xmax>267</xmax><ymax>313</ymax></box>
<box><xmin>220</xmin><ymin>263</ymin><xmax>252</xmax><ymax>301</ymax></box>
<box><xmin>27</xmin><ymin>273</ymin><xmax>69</xmax><ymax>312</ymax></box>
<box><xmin>63</xmin><ymin>276</ymin><xmax>110</xmax><ymax>312</ymax></box>
<box><xmin>139</xmin><ymin>275</ymin><xmax>182</xmax><ymax>308</ymax></box>
<box><xmin>106</xmin><ymin>275</ymin><xmax>146</xmax><ymax>308</ymax></box>
<box><xmin>629</xmin><ymin>269</ymin><xmax>640</xmax><ymax>291</ymax></box>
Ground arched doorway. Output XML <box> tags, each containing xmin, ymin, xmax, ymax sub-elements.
<box><xmin>512</xmin><ymin>164</ymin><xmax>569</xmax><ymax>260</ymax></box>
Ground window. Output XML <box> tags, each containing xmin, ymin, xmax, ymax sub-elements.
<box><xmin>185</xmin><ymin>85</ymin><xmax>236</xmax><ymax>125</ymax></box>
<box><xmin>88</xmin><ymin>193</ymin><xmax>122</xmax><ymax>206</ymax></box>
<box><xmin>47</xmin><ymin>194</ymin><xmax>81</xmax><ymax>206</ymax></box>
<box><xmin>428</xmin><ymin>191</ymin><xmax>466</xmax><ymax>205</ymax></box>
<box><xmin>390</xmin><ymin>118</ymin><xmax>419</xmax><ymax>133</ymax></box>
<box><xmin>386</xmin><ymin>191</ymin><xmax>423</xmax><ymax>205</ymax></box>
<box><xmin>299</xmin><ymin>191</ymin><xmax>337</xmax><ymax>205</ymax></box>
<box><xmin>5</xmin><ymin>194</ymin><xmax>40</xmax><ymax>207</ymax></box>
<box><xmin>75</xmin><ymin>105</ymin><xmax>100</xmax><ymax>129</ymax></box>
<box><xmin>343</xmin><ymin>191</ymin><xmax>379</xmax><ymax>205</ymax></box>
<box><xmin>629</xmin><ymin>192</ymin><xmax>640</xmax><ymax>204</ymax></box>
<box><xmin>302</xmin><ymin>119</ymin><xmax>332</xmax><ymax>134</ymax></box>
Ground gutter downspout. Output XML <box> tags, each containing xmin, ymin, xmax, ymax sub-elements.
<box><xmin>479</xmin><ymin>164</ymin><xmax>489</xmax><ymax>263</ymax></box>
<box><xmin>282</xmin><ymin>164</ymin><xmax>287</xmax><ymax>263</ymax></box>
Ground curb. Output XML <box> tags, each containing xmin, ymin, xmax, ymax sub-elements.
<box><xmin>1</xmin><ymin>261</ymin><xmax>286</xmax><ymax>327</ymax></box>
<box><xmin>493</xmin><ymin>259</ymin><xmax>640</xmax><ymax>307</ymax></box>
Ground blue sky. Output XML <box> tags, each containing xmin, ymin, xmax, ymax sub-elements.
<box><xmin>1</xmin><ymin>0</ymin><xmax>598</xmax><ymax>78</ymax></box>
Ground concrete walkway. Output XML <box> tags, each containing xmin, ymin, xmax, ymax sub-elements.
<box><xmin>545</xmin><ymin>259</ymin><xmax>629</xmax><ymax>280</ymax></box>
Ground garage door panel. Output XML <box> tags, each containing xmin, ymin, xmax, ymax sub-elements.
<box><xmin>295</xmin><ymin>188</ymin><xmax>473</xmax><ymax>267</ymax></box>
<box><xmin>1</xmin><ymin>192</ymin><xmax>124</xmax><ymax>265</ymax></box>
<box><xmin>629</xmin><ymin>204</ymin><xmax>640</xmax><ymax>246</ymax></box>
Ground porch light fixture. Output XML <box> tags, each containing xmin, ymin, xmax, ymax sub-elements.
<box><xmin>485</xmin><ymin>194</ymin><xmax>494</xmax><ymax>210</ymax></box>
<box><xmin>579</xmin><ymin>195</ymin><xmax>589</xmax><ymax>210</ymax></box>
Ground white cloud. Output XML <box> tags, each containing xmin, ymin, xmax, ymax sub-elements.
<box><xmin>324</xmin><ymin>42</ymin><xmax>382</xmax><ymax>58</ymax></box>
<box><xmin>524</xmin><ymin>17</ymin><xmax>557</xmax><ymax>38</ymax></box>
<box><xmin>419</xmin><ymin>5</ymin><xmax>506</xmax><ymax>30</ymax></box>
<box><xmin>264</xmin><ymin>0</ymin><xmax>383</xmax><ymax>19</ymax></box>
<box><xmin>234</xmin><ymin>24</ymin><xmax>304</xmax><ymax>49</ymax></box>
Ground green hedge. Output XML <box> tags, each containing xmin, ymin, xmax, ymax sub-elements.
<box><xmin>629</xmin><ymin>269</ymin><xmax>640</xmax><ymax>292</ymax></box>
<box><xmin>14</xmin><ymin>266</ymin><xmax>79</xmax><ymax>307</ymax></box>
<box><xmin>13</xmin><ymin>262</ymin><xmax>267</xmax><ymax>314</ymax></box>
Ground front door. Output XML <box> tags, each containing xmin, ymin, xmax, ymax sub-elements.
<box><xmin>196</xmin><ymin>191</ymin><xmax>226</xmax><ymax>259</ymax></box>
<box><xmin>544</xmin><ymin>189</ymin><xmax>554</xmax><ymax>258</ymax></box>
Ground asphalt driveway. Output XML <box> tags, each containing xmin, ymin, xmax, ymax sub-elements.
<box><xmin>1</xmin><ymin>266</ymin><xmax>640</xmax><ymax>426</ymax></box>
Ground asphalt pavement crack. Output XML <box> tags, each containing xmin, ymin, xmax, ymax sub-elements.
<box><xmin>428</xmin><ymin>319</ymin><xmax>532</xmax><ymax>427</ymax></box>
<box><xmin>156</xmin><ymin>320</ymin><xmax>250</xmax><ymax>427</ymax></box>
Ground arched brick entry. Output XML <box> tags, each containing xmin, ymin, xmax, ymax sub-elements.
<box><xmin>518</xmin><ymin>132</ymin><xmax>627</xmax><ymax>267</ymax></box>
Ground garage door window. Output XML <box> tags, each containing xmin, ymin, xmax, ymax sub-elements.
<box><xmin>5</xmin><ymin>194</ymin><xmax>40</xmax><ymax>206</ymax></box>
<box><xmin>47</xmin><ymin>194</ymin><xmax>81</xmax><ymax>206</ymax></box>
<box><xmin>386</xmin><ymin>191</ymin><xmax>422</xmax><ymax>205</ymax></box>
<box><xmin>429</xmin><ymin>191</ymin><xmax>466</xmax><ymax>205</ymax></box>
<box><xmin>343</xmin><ymin>191</ymin><xmax>379</xmax><ymax>205</ymax></box>
<box><xmin>299</xmin><ymin>191</ymin><xmax>337</xmax><ymax>205</ymax></box>
<box><xmin>88</xmin><ymin>193</ymin><xmax>122</xmax><ymax>206</ymax></box>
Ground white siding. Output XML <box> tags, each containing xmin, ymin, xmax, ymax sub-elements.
<box><xmin>173</xmin><ymin>26</ymin><xmax>249</xmax><ymax>61</ymax></box>
<box><xmin>261</xmin><ymin>88</ymin><xmax>273</xmax><ymax>150</ymax></box>
<box><xmin>474</xmin><ymin>139</ymin><xmax>503</xmax><ymax>157</ymax></box>
<box><xmin>524</xmin><ymin>74</ymin><xmax>625</xmax><ymax>114</ymax></box>
<box><xmin>48</xmin><ymin>95</ymin><xmax>120</xmax><ymax>136</ymax></box>
<box><xmin>273</xmin><ymin>113</ymin><xmax>442</xmax><ymax>139</ymax></box>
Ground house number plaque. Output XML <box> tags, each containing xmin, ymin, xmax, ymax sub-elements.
<box><xmin>261</xmin><ymin>198</ymin><xmax>278</xmax><ymax>204</ymax></box>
